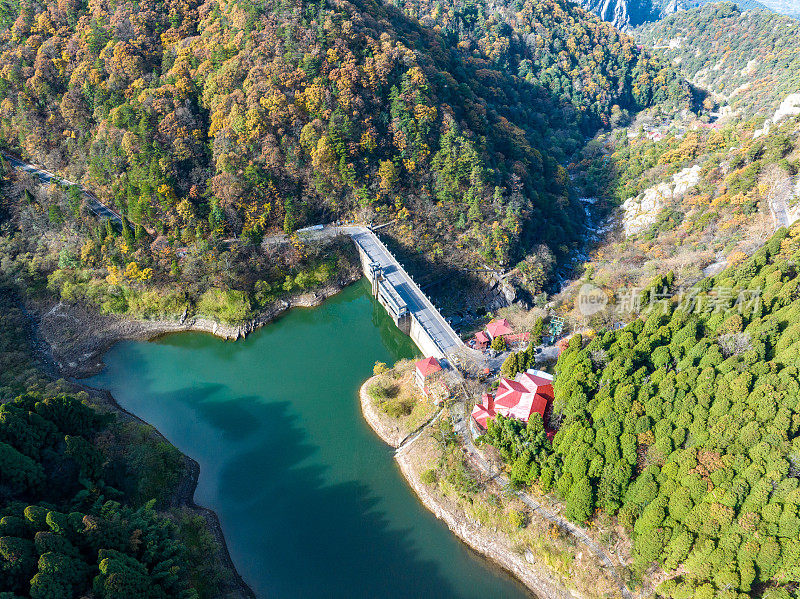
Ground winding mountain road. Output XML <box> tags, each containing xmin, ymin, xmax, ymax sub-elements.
<box><xmin>5</xmin><ymin>153</ymin><xmax>125</xmax><ymax>231</ymax></box>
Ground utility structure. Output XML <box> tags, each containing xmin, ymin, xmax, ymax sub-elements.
<box><xmin>548</xmin><ymin>316</ymin><xmax>565</xmax><ymax>339</ymax></box>
<box><xmin>369</xmin><ymin>261</ymin><xmax>410</xmax><ymax>334</ymax></box>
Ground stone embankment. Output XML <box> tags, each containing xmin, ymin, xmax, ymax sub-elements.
<box><xmin>394</xmin><ymin>450</ymin><xmax>575</xmax><ymax>599</ymax></box>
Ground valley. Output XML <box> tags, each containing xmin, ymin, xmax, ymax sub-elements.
<box><xmin>1</xmin><ymin>0</ymin><xmax>800</xmax><ymax>598</ymax></box>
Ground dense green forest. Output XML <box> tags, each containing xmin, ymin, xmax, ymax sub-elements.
<box><xmin>0</xmin><ymin>285</ymin><xmax>236</xmax><ymax>598</ymax></box>
<box><xmin>485</xmin><ymin>224</ymin><xmax>800</xmax><ymax>598</ymax></box>
<box><xmin>636</xmin><ymin>3</ymin><xmax>800</xmax><ymax>117</ymax></box>
<box><xmin>0</xmin><ymin>0</ymin><xmax>691</xmax><ymax>274</ymax></box>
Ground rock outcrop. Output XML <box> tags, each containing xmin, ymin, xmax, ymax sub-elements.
<box><xmin>621</xmin><ymin>165</ymin><xmax>701</xmax><ymax>236</ymax></box>
<box><xmin>753</xmin><ymin>93</ymin><xmax>800</xmax><ymax>138</ymax></box>
<box><xmin>576</xmin><ymin>0</ymin><xmax>679</xmax><ymax>30</ymax></box>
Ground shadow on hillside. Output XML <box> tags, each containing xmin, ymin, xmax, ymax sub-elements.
<box><xmin>342</xmin><ymin>0</ymin><xmax>610</xmax><ymax>310</ymax></box>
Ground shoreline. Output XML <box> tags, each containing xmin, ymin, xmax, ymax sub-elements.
<box><xmin>358</xmin><ymin>378</ymin><xmax>582</xmax><ymax>599</ymax></box>
<box><xmin>394</xmin><ymin>450</ymin><xmax>573</xmax><ymax>599</ymax></box>
<box><xmin>73</xmin><ymin>382</ymin><xmax>256</xmax><ymax>599</ymax></box>
<box><xmin>359</xmin><ymin>375</ymin><xmax>405</xmax><ymax>448</ymax></box>
<box><xmin>24</xmin><ymin>274</ymin><xmax>360</xmax><ymax>599</ymax></box>
<box><xmin>31</xmin><ymin>274</ymin><xmax>594</xmax><ymax>599</ymax></box>
<box><xmin>35</xmin><ymin>271</ymin><xmax>361</xmax><ymax>378</ymax></box>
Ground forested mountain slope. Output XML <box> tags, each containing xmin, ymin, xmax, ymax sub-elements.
<box><xmin>567</xmin><ymin>109</ymin><xmax>800</xmax><ymax>298</ymax></box>
<box><xmin>636</xmin><ymin>3</ymin><xmax>800</xmax><ymax>117</ymax></box>
<box><xmin>0</xmin><ymin>0</ymin><xmax>690</xmax><ymax>273</ymax></box>
<box><xmin>489</xmin><ymin>223</ymin><xmax>800</xmax><ymax>598</ymax></box>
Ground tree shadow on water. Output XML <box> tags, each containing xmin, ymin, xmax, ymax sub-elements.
<box><xmin>208</xmin><ymin>394</ymin><xmax>473</xmax><ymax>599</ymax></box>
<box><xmin>95</xmin><ymin>324</ymin><xmax>530</xmax><ymax>599</ymax></box>
<box><xmin>126</xmin><ymin>382</ymin><xmax>510</xmax><ymax>599</ymax></box>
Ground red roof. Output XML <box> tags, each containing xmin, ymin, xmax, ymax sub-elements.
<box><xmin>474</xmin><ymin>370</ymin><xmax>555</xmax><ymax>428</ymax></box>
<box><xmin>475</xmin><ymin>331</ymin><xmax>490</xmax><ymax>343</ymax></box>
<box><xmin>498</xmin><ymin>379</ymin><xmax>529</xmax><ymax>394</ymax></box>
<box><xmin>486</xmin><ymin>319</ymin><xmax>513</xmax><ymax>338</ymax></box>
<box><xmin>495</xmin><ymin>390</ymin><xmax>522</xmax><ymax>410</ymax></box>
<box><xmin>416</xmin><ymin>356</ymin><xmax>442</xmax><ymax>377</ymax></box>
<box><xmin>504</xmin><ymin>332</ymin><xmax>530</xmax><ymax>343</ymax></box>
<box><xmin>518</xmin><ymin>373</ymin><xmax>554</xmax><ymax>401</ymax></box>
<box><xmin>471</xmin><ymin>393</ymin><xmax>497</xmax><ymax>430</ymax></box>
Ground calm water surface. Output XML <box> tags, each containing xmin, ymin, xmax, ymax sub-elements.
<box><xmin>88</xmin><ymin>279</ymin><xmax>532</xmax><ymax>599</ymax></box>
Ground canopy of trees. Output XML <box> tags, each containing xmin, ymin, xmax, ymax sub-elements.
<box><xmin>0</xmin><ymin>289</ymin><xmax>228</xmax><ymax>597</ymax></box>
<box><xmin>0</xmin><ymin>0</ymin><xmax>690</xmax><ymax>272</ymax></box>
<box><xmin>483</xmin><ymin>224</ymin><xmax>800</xmax><ymax>598</ymax></box>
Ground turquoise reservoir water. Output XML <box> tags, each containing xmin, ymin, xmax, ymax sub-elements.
<box><xmin>87</xmin><ymin>279</ymin><xmax>532</xmax><ymax>599</ymax></box>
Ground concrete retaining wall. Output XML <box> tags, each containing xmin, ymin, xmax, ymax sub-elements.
<box><xmin>409</xmin><ymin>314</ymin><xmax>445</xmax><ymax>359</ymax></box>
<box><xmin>351</xmin><ymin>235</ymin><xmax>446</xmax><ymax>359</ymax></box>
<box><xmin>353</xmin><ymin>240</ymin><xmax>374</xmax><ymax>281</ymax></box>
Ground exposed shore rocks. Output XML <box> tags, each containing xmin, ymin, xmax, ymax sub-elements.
<box><xmin>359</xmin><ymin>376</ymin><xmax>405</xmax><ymax>448</ymax></box>
<box><xmin>34</xmin><ymin>274</ymin><xmax>360</xmax><ymax>378</ymax></box>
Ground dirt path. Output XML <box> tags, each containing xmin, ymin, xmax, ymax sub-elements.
<box><xmin>394</xmin><ymin>446</ymin><xmax>572</xmax><ymax>599</ymax></box>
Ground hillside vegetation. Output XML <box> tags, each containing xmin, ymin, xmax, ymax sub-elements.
<box><xmin>486</xmin><ymin>224</ymin><xmax>800</xmax><ymax>598</ymax></box>
<box><xmin>566</xmin><ymin>112</ymin><xmax>800</xmax><ymax>304</ymax></box>
<box><xmin>0</xmin><ymin>0</ymin><xmax>690</xmax><ymax>275</ymax></box>
<box><xmin>636</xmin><ymin>3</ymin><xmax>800</xmax><ymax>117</ymax></box>
<box><xmin>0</xmin><ymin>287</ymin><xmax>237</xmax><ymax>598</ymax></box>
<box><xmin>0</xmin><ymin>164</ymin><xmax>358</xmax><ymax>325</ymax></box>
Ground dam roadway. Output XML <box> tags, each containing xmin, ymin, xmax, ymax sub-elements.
<box><xmin>344</xmin><ymin>226</ymin><xmax>464</xmax><ymax>358</ymax></box>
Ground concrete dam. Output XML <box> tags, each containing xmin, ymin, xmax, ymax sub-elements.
<box><xmin>346</xmin><ymin>227</ymin><xmax>464</xmax><ymax>360</ymax></box>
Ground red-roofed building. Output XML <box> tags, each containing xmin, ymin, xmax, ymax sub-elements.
<box><xmin>471</xmin><ymin>393</ymin><xmax>497</xmax><ymax>431</ymax></box>
<box><xmin>473</xmin><ymin>330</ymin><xmax>490</xmax><ymax>350</ymax></box>
<box><xmin>415</xmin><ymin>357</ymin><xmax>448</xmax><ymax>403</ymax></box>
<box><xmin>486</xmin><ymin>318</ymin><xmax>514</xmax><ymax>340</ymax></box>
<box><xmin>416</xmin><ymin>356</ymin><xmax>441</xmax><ymax>377</ymax></box>
<box><xmin>470</xmin><ymin>369</ymin><xmax>554</xmax><ymax>436</ymax></box>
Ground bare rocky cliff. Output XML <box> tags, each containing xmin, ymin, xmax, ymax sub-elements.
<box><xmin>576</xmin><ymin>0</ymin><xmax>677</xmax><ymax>29</ymax></box>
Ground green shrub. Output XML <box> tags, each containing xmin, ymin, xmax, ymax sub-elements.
<box><xmin>382</xmin><ymin>397</ymin><xmax>414</xmax><ymax>419</ymax></box>
<box><xmin>126</xmin><ymin>288</ymin><xmax>188</xmax><ymax>319</ymax></box>
<box><xmin>507</xmin><ymin>509</ymin><xmax>525</xmax><ymax>530</ymax></box>
<box><xmin>197</xmin><ymin>288</ymin><xmax>252</xmax><ymax>324</ymax></box>
<box><xmin>421</xmin><ymin>469</ymin><xmax>437</xmax><ymax>485</ymax></box>
<box><xmin>491</xmin><ymin>335</ymin><xmax>508</xmax><ymax>352</ymax></box>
